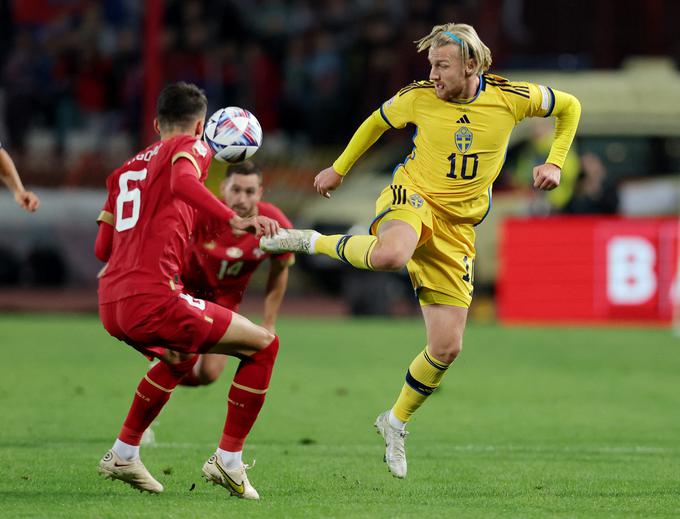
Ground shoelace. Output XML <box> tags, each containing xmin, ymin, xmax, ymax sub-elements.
<box><xmin>387</xmin><ymin>429</ymin><xmax>409</xmax><ymax>459</ymax></box>
<box><xmin>273</xmin><ymin>231</ymin><xmax>311</xmax><ymax>253</ymax></box>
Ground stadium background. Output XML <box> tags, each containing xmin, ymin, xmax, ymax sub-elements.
<box><xmin>0</xmin><ymin>0</ymin><xmax>678</xmax><ymax>323</ymax></box>
<box><xmin>1</xmin><ymin>2</ymin><xmax>680</xmax><ymax>518</ymax></box>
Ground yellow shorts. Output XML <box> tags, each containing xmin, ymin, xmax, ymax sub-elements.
<box><xmin>370</xmin><ymin>184</ymin><xmax>476</xmax><ymax>308</ymax></box>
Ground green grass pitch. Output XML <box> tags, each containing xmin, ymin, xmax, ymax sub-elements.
<box><xmin>1</xmin><ymin>314</ymin><xmax>679</xmax><ymax>518</ymax></box>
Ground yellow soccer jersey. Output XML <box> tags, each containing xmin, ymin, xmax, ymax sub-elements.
<box><xmin>380</xmin><ymin>74</ymin><xmax>557</xmax><ymax>224</ymax></box>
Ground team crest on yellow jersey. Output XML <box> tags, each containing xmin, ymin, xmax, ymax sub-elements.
<box><xmin>455</xmin><ymin>127</ymin><xmax>473</xmax><ymax>153</ymax></box>
<box><xmin>409</xmin><ymin>193</ymin><xmax>424</xmax><ymax>209</ymax></box>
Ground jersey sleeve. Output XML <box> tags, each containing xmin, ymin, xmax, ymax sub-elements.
<box><xmin>332</xmin><ymin>83</ymin><xmax>421</xmax><ymax>174</ymax></box>
<box><xmin>170</xmin><ymin>137</ymin><xmax>212</xmax><ymax>180</ymax></box>
<box><xmin>508</xmin><ymin>81</ymin><xmax>556</xmax><ymax>122</ymax></box>
<box><xmin>379</xmin><ymin>83</ymin><xmax>421</xmax><ymax>129</ymax></box>
<box><xmin>171</xmin><ymin>159</ymin><xmax>236</xmax><ymax>221</ymax></box>
<box><xmin>97</xmin><ymin>172</ymin><xmax>117</xmax><ymax>226</ymax></box>
<box><xmin>94</xmin><ymin>221</ymin><xmax>113</xmax><ymax>261</ymax></box>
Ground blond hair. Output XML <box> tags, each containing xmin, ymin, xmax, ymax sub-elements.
<box><xmin>415</xmin><ymin>23</ymin><xmax>492</xmax><ymax>75</ymax></box>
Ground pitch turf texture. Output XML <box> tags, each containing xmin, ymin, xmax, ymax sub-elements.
<box><xmin>1</xmin><ymin>315</ymin><xmax>679</xmax><ymax>518</ymax></box>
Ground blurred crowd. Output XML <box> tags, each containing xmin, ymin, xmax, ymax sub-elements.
<box><xmin>0</xmin><ymin>0</ymin><xmax>677</xmax><ymax>186</ymax></box>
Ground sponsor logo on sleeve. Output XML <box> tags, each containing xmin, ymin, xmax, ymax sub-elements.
<box><xmin>193</xmin><ymin>140</ymin><xmax>208</xmax><ymax>158</ymax></box>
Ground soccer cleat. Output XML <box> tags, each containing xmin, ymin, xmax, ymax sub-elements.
<box><xmin>259</xmin><ymin>229</ymin><xmax>318</xmax><ymax>255</ymax></box>
<box><xmin>98</xmin><ymin>450</ymin><xmax>164</xmax><ymax>493</ymax></box>
<box><xmin>202</xmin><ymin>454</ymin><xmax>260</xmax><ymax>500</ymax></box>
<box><xmin>374</xmin><ymin>411</ymin><xmax>409</xmax><ymax>478</ymax></box>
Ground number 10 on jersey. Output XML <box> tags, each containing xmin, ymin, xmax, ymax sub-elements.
<box><xmin>446</xmin><ymin>153</ymin><xmax>478</xmax><ymax>180</ymax></box>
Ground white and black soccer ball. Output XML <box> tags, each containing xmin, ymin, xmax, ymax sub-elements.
<box><xmin>203</xmin><ymin>107</ymin><xmax>263</xmax><ymax>163</ymax></box>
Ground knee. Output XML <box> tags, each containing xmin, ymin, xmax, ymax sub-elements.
<box><xmin>370</xmin><ymin>247</ymin><xmax>410</xmax><ymax>271</ymax></box>
<box><xmin>259</xmin><ymin>330</ymin><xmax>277</xmax><ymax>351</ymax></box>
<box><xmin>165</xmin><ymin>352</ymin><xmax>198</xmax><ymax>377</ymax></box>
<box><xmin>262</xmin><ymin>333</ymin><xmax>279</xmax><ymax>358</ymax></box>
<box><xmin>429</xmin><ymin>336</ymin><xmax>463</xmax><ymax>365</ymax></box>
<box><xmin>196</xmin><ymin>365</ymin><xmax>221</xmax><ymax>385</ymax></box>
<box><xmin>248</xmin><ymin>330</ymin><xmax>278</xmax><ymax>359</ymax></box>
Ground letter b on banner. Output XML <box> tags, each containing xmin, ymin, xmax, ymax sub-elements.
<box><xmin>607</xmin><ymin>237</ymin><xmax>656</xmax><ymax>305</ymax></box>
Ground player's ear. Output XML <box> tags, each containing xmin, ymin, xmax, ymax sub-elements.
<box><xmin>464</xmin><ymin>58</ymin><xmax>477</xmax><ymax>77</ymax></box>
<box><xmin>153</xmin><ymin>118</ymin><xmax>161</xmax><ymax>135</ymax></box>
<box><xmin>195</xmin><ymin>118</ymin><xmax>205</xmax><ymax>137</ymax></box>
<box><xmin>465</xmin><ymin>58</ymin><xmax>477</xmax><ymax>77</ymax></box>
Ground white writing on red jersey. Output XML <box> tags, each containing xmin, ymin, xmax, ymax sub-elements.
<box><xmin>127</xmin><ymin>142</ymin><xmax>163</xmax><ymax>165</ymax></box>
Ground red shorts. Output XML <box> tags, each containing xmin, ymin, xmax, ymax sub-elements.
<box><xmin>99</xmin><ymin>292</ymin><xmax>232</xmax><ymax>359</ymax></box>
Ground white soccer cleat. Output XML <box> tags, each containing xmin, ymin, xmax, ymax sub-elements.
<box><xmin>374</xmin><ymin>411</ymin><xmax>408</xmax><ymax>478</ymax></box>
<box><xmin>259</xmin><ymin>229</ymin><xmax>318</xmax><ymax>255</ymax></box>
<box><xmin>202</xmin><ymin>454</ymin><xmax>260</xmax><ymax>500</ymax></box>
<box><xmin>98</xmin><ymin>450</ymin><xmax>164</xmax><ymax>493</ymax></box>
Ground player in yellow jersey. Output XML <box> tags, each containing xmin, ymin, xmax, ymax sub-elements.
<box><xmin>261</xmin><ymin>22</ymin><xmax>581</xmax><ymax>478</ymax></box>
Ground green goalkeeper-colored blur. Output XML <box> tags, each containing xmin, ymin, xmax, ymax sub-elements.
<box><xmin>1</xmin><ymin>314</ymin><xmax>679</xmax><ymax>518</ymax></box>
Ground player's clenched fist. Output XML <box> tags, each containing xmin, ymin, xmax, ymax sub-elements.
<box><xmin>532</xmin><ymin>163</ymin><xmax>561</xmax><ymax>191</ymax></box>
<box><xmin>230</xmin><ymin>214</ymin><xmax>280</xmax><ymax>237</ymax></box>
<box><xmin>15</xmin><ymin>190</ymin><xmax>40</xmax><ymax>212</ymax></box>
<box><xmin>314</xmin><ymin>167</ymin><xmax>343</xmax><ymax>198</ymax></box>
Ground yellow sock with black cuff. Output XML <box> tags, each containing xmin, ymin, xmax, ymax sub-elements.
<box><xmin>391</xmin><ymin>347</ymin><xmax>451</xmax><ymax>423</ymax></box>
<box><xmin>315</xmin><ymin>234</ymin><xmax>377</xmax><ymax>270</ymax></box>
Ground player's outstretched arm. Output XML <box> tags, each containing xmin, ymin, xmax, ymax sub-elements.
<box><xmin>313</xmin><ymin>167</ymin><xmax>343</xmax><ymax>198</ymax></box>
<box><xmin>261</xmin><ymin>259</ymin><xmax>290</xmax><ymax>332</ymax></box>
<box><xmin>0</xmin><ymin>148</ymin><xmax>40</xmax><ymax>212</ymax></box>
<box><xmin>170</xmin><ymin>156</ymin><xmax>236</xmax><ymax>219</ymax></box>
<box><xmin>316</xmin><ymin>110</ymin><xmax>391</xmax><ymax>198</ymax></box>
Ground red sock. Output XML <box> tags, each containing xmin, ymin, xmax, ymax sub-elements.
<box><xmin>118</xmin><ymin>356</ymin><xmax>198</xmax><ymax>445</ymax></box>
<box><xmin>219</xmin><ymin>336</ymin><xmax>280</xmax><ymax>452</ymax></box>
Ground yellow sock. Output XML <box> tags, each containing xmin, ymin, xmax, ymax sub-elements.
<box><xmin>315</xmin><ymin>234</ymin><xmax>377</xmax><ymax>270</ymax></box>
<box><xmin>392</xmin><ymin>347</ymin><xmax>450</xmax><ymax>423</ymax></box>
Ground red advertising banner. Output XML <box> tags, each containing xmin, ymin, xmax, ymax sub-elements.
<box><xmin>498</xmin><ymin>217</ymin><xmax>679</xmax><ymax>325</ymax></box>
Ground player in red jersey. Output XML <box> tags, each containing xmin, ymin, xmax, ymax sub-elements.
<box><xmin>95</xmin><ymin>82</ymin><xmax>280</xmax><ymax>500</ymax></box>
<box><xmin>180</xmin><ymin>160</ymin><xmax>294</xmax><ymax>386</ymax></box>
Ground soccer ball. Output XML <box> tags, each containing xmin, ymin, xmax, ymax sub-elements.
<box><xmin>203</xmin><ymin>107</ymin><xmax>263</xmax><ymax>163</ymax></box>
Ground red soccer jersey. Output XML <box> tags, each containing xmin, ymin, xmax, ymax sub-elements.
<box><xmin>98</xmin><ymin>135</ymin><xmax>213</xmax><ymax>303</ymax></box>
<box><xmin>183</xmin><ymin>201</ymin><xmax>294</xmax><ymax>309</ymax></box>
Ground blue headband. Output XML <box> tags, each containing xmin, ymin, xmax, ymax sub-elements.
<box><xmin>443</xmin><ymin>31</ymin><xmax>464</xmax><ymax>45</ymax></box>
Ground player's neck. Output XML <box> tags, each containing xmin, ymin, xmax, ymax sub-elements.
<box><xmin>159</xmin><ymin>130</ymin><xmax>198</xmax><ymax>141</ymax></box>
<box><xmin>450</xmin><ymin>75</ymin><xmax>480</xmax><ymax>102</ymax></box>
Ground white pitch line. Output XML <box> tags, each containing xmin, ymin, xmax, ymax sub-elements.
<box><xmin>144</xmin><ymin>442</ymin><xmax>676</xmax><ymax>455</ymax></box>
